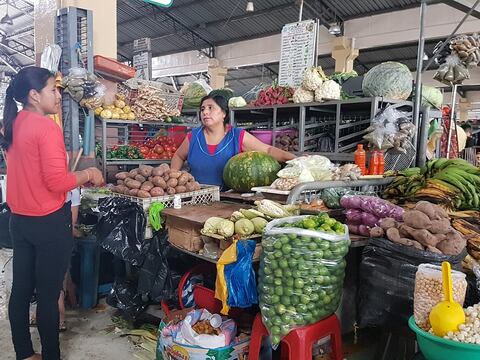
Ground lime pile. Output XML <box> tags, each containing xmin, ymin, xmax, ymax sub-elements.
<box><xmin>258</xmin><ymin>213</ymin><xmax>350</xmax><ymax>345</ymax></box>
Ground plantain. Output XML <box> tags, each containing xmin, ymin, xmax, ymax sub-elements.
<box><xmin>399</xmin><ymin>167</ymin><xmax>422</xmax><ymax>177</ymax></box>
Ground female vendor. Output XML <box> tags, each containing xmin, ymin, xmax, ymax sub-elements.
<box><xmin>171</xmin><ymin>95</ymin><xmax>295</xmax><ymax>188</ymax></box>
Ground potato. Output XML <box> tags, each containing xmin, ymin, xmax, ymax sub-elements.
<box><xmin>159</xmin><ymin>163</ymin><xmax>170</xmax><ymax>172</ymax></box>
<box><xmin>403</xmin><ymin>210</ymin><xmax>432</xmax><ymax>229</ymax></box>
<box><xmin>379</xmin><ymin>218</ymin><xmax>396</xmax><ymax>231</ymax></box>
<box><xmin>177</xmin><ymin>174</ymin><xmax>189</xmax><ymax>186</ymax></box>
<box><xmin>193</xmin><ymin>181</ymin><xmax>201</xmax><ymax>191</ymax></box>
<box><xmin>139</xmin><ymin>165</ymin><xmax>153</xmax><ymax>178</ymax></box>
<box><xmin>386</xmin><ymin>228</ymin><xmax>401</xmax><ymax>243</ymax></box>
<box><xmin>175</xmin><ymin>185</ymin><xmax>187</xmax><ymax>194</ymax></box>
<box><xmin>426</xmin><ymin>245</ymin><xmax>442</xmax><ymax>254</ymax></box>
<box><xmin>129</xmin><ymin>169</ymin><xmax>139</xmax><ymax>178</ymax></box>
<box><xmin>129</xmin><ymin>188</ymin><xmax>139</xmax><ymax>197</ymax></box>
<box><xmin>135</xmin><ymin>174</ymin><xmax>147</xmax><ymax>183</ymax></box>
<box><xmin>115</xmin><ymin>185</ymin><xmax>129</xmax><ymax>194</ymax></box>
<box><xmin>409</xmin><ymin>229</ymin><xmax>439</xmax><ymax>247</ymax></box>
<box><xmin>115</xmin><ymin>172</ymin><xmax>129</xmax><ymax>180</ymax></box>
<box><xmin>140</xmin><ymin>181</ymin><xmax>154</xmax><ymax>192</ymax></box>
<box><xmin>163</xmin><ymin>174</ymin><xmax>170</xmax><ymax>182</ymax></box>
<box><xmin>152</xmin><ymin>167</ymin><xmax>165</xmax><ymax>177</ymax></box>
<box><xmin>137</xmin><ymin>190</ymin><xmax>151</xmax><ymax>198</ymax></box>
<box><xmin>126</xmin><ymin>179</ymin><xmax>142</xmax><ymax>189</ymax></box>
<box><xmin>152</xmin><ymin>176</ymin><xmax>167</xmax><ymax>189</ymax></box>
<box><xmin>187</xmin><ymin>174</ymin><xmax>195</xmax><ymax>182</ymax></box>
<box><xmin>369</xmin><ymin>227</ymin><xmax>384</xmax><ymax>238</ymax></box>
<box><xmin>436</xmin><ymin>231</ymin><xmax>467</xmax><ymax>255</ymax></box>
<box><xmin>167</xmin><ymin>178</ymin><xmax>178</xmax><ymax>188</ymax></box>
<box><xmin>169</xmin><ymin>170</ymin><xmax>182</xmax><ymax>179</ymax></box>
<box><xmin>166</xmin><ymin>187</ymin><xmax>176</xmax><ymax>195</ymax></box>
<box><xmin>428</xmin><ymin>219</ymin><xmax>451</xmax><ymax>235</ymax></box>
<box><xmin>117</xmin><ymin>179</ymin><xmax>124</xmax><ymax>185</ymax></box>
<box><xmin>150</xmin><ymin>187</ymin><xmax>165</xmax><ymax>197</ymax></box>
<box><xmin>185</xmin><ymin>182</ymin><xmax>196</xmax><ymax>192</ymax></box>
<box><xmin>148</xmin><ymin>176</ymin><xmax>153</xmax><ymax>182</ymax></box>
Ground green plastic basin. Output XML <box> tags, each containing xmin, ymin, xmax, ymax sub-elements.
<box><xmin>408</xmin><ymin>316</ymin><xmax>480</xmax><ymax>360</ymax></box>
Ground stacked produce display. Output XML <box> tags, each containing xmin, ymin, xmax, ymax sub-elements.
<box><xmin>112</xmin><ymin>164</ymin><xmax>200</xmax><ymax>198</ymax></box>
<box><xmin>258</xmin><ymin>213</ymin><xmax>349</xmax><ymax>345</ymax></box>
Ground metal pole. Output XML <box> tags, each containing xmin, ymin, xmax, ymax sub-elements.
<box><xmin>423</xmin><ymin>0</ymin><xmax>480</xmax><ymax>73</ymax></box>
<box><xmin>298</xmin><ymin>0</ymin><xmax>304</xmax><ymax>22</ymax></box>
<box><xmin>446</xmin><ymin>85</ymin><xmax>458</xmax><ymax>158</ymax></box>
<box><xmin>413</xmin><ymin>0</ymin><xmax>427</xmax><ymax>130</ymax></box>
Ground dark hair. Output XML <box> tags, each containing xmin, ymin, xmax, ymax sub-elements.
<box><xmin>462</xmin><ymin>123</ymin><xmax>472</xmax><ymax>132</ymax></box>
<box><xmin>0</xmin><ymin>66</ymin><xmax>53</xmax><ymax>150</ymax></box>
<box><xmin>200</xmin><ymin>95</ymin><xmax>230</xmax><ymax>125</ymax></box>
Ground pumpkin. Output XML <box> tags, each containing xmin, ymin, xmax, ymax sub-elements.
<box><xmin>223</xmin><ymin>151</ymin><xmax>280</xmax><ymax>192</ymax></box>
<box><xmin>362</xmin><ymin>61</ymin><xmax>413</xmax><ymax>100</ymax></box>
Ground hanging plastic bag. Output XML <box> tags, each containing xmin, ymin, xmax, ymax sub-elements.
<box><xmin>181</xmin><ymin>79</ymin><xmax>212</xmax><ymax>109</ymax></box>
<box><xmin>149</xmin><ymin>202</ymin><xmax>165</xmax><ymax>232</ymax></box>
<box><xmin>224</xmin><ymin>240</ymin><xmax>258</xmax><ymax>309</ymax></box>
<box><xmin>215</xmin><ymin>240</ymin><xmax>238</xmax><ymax>315</ymax></box>
<box><xmin>96</xmin><ymin>197</ymin><xmax>146</xmax><ymax>266</ymax></box>
<box><xmin>0</xmin><ymin>203</ymin><xmax>12</xmax><ymax>249</ymax></box>
<box><xmin>107</xmin><ymin>280</ymin><xmax>148</xmax><ymax>320</ymax></box>
<box><xmin>137</xmin><ymin>230</ymin><xmax>181</xmax><ymax>301</ymax></box>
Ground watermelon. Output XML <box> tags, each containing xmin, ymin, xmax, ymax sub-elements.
<box><xmin>209</xmin><ymin>88</ymin><xmax>235</xmax><ymax>102</ymax></box>
<box><xmin>362</xmin><ymin>61</ymin><xmax>413</xmax><ymax>100</ymax></box>
<box><xmin>223</xmin><ymin>151</ymin><xmax>281</xmax><ymax>192</ymax></box>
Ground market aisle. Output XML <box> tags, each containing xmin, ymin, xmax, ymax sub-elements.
<box><xmin>0</xmin><ymin>306</ymin><xmax>137</xmax><ymax>360</ymax></box>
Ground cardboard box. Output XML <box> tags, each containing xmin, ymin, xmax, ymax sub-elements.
<box><xmin>166</xmin><ymin>217</ymin><xmax>203</xmax><ymax>252</ymax></box>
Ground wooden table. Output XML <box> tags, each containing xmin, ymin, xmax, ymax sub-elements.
<box><xmin>162</xmin><ymin>202</ymin><xmax>248</xmax><ymax>226</ymax></box>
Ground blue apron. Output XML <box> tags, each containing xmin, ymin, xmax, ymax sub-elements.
<box><xmin>187</xmin><ymin>127</ymin><xmax>242</xmax><ymax>189</ymax></box>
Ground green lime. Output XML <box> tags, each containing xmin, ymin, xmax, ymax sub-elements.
<box><xmin>288</xmin><ymin>233</ymin><xmax>297</xmax><ymax>240</ymax></box>
<box><xmin>273</xmin><ymin>240</ymin><xmax>283</xmax><ymax>250</ymax></box>
<box><xmin>274</xmin><ymin>251</ymin><xmax>283</xmax><ymax>259</ymax></box>
<box><xmin>287</xmin><ymin>306</ymin><xmax>297</xmax><ymax>313</ymax></box>
<box><xmin>323</xmin><ymin>250</ymin><xmax>333</xmax><ymax>259</ymax></box>
<box><xmin>297</xmin><ymin>303</ymin><xmax>308</xmax><ymax>314</ymax></box>
<box><xmin>283</xmin><ymin>269</ymin><xmax>293</xmax><ymax>278</ymax></box>
<box><xmin>263</xmin><ymin>275</ymin><xmax>274</xmax><ymax>284</ymax></box>
<box><xmin>293</xmin><ymin>313</ymin><xmax>304</xmax><ymax>325</ymax></box>
<box><xmin>271</xmin><ymin>335</ymin><xmax>281</xmax><ymax>345</ymax></box>
<box><xmin>325</xmin><ymin>218</ymin><xmax>336</xmax><ymax>227</ymax></box>
<box><xmin>303</xmin><ymin>313</ymin><xmax>314</xmax><ymax>324</ymax></box>
<box><xmin>281</xmin><ymin>296</ymin><xmax>291</xmax><ymax>306</ymax></box>
<box><xmin>319</xmin><ymin>241</ymin><xmax>330</xmax><ymax>250</ymax></box>
<box><xmin>269</xmin><ymin>259</ymin><xmax>278</xmax><ymax>269</ymax></box>
<box><xmin>310</xmin><ymin>267</ymin><xmax>320</xmax><ymax>276</ymax></box>
<box><xmin>319</xmin><ymin>267</ymin><xmax>330</xmax><ymax>276</ymax></box>
<box><xmin>281</xmin><ymin>313</ymin><xmax>294</xmax><ymax>324</ymax></box>
<box><xmin>271</xmin><ymin>325</ymin><xmax>281</xmax><ymax>335</ymax></box>
<box><xmin>300</xmin><ymin>294</ymin><xmax>310</xmax><ymax>304</ymax></box>
<box><xmin>264</xmin><ymin>266</ymin><xmax>273</xmax><ymax>276</ymax></box>
<box><xmin>283</xmin><ymin>287</ymin><xmax>294</xmax><ymax>297</ymax></box>
<box><xmin>274</xmin><ymin>268</ymin><xmax>283</xmax><ymax>277</ymax></box>
<box><xmin>307</xmin><ymin>301</ymin><xmax>316</xmax><ymax>310</ymax></box>
<box><xmin>274</xmin><ymin>287</ymin><xmax>284</xmax><ymax>297</ymax></box>
<box><xmin>270</xmin><ymin>294</ymin><xmax>280</xmax><ymax>303</ymax></box>
<box><xmin>285</xmin><ymin>277</ymin><xmax>294</xmax><ymax>287</ymax></box>
<box><xmin>307</xmin><ymin>242</ymin><xmax>318</xmax><ymax>251</ymax></box>
<box><xmin>275</xmin><ymin>304</ymin><xmax>286</xmax><ymax>315</ymax></box>
<box><xmin>303</xmin><ymin>286</ymin><xmax>313</xmax><ymax>296</ymax></box>
<box><xmin>288</xmin><ymin>258</ymin><xmax>298</xmax><ymax>269</ymax></box>
<box><xmin>280</xmin><ymin>324</ymin><xmax>291</xmax><ymax>336</ymax></box>
<box><xmin>282</xmin><ymin>244</ymin><xmax>292</xmax><ymax>255</ymax></box>
<box><xmin>279</xmin><ymin>259</ymin><xmax>289</xmax><ymax>269</ymax></box>
<box><xmin>274</xmin><ymin>278</ymin><xmax>282</xmax><ymax>287</ymax></box>
<box><xmin>309</xmin><ymin>293</ymin><xmax>319</xmax><ymax>303</ymax></box>
<box><xmin>294</xmin><ymin>278</ymin><xmax>305</xmax><ymax>289</ymax></box>
<box><xmin>302</xmin><ymin>218</ymin><xmax>317</xmax><ymax>229</ymax></box>
<box><xmin>290</xmin><ymin>295</ymin><xmax>300</xmax><ymax>305</ymax></box>
<box><xmin>323</xmin><ymin>295</ymin><xmax>332</xmax><ymax>305</ymax></box>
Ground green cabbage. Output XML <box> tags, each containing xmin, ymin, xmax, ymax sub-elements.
<box><xmin>422</xmin><ymin>85</ymin><xmax>443</xmax><ymax>109</ymax></box>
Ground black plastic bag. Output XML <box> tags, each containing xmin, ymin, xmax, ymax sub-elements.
<box><xmin>358</xmin><ymin>237</ymin><xmax>466</xmax><ymax>328</ymax></box>
<box><xmin>137</xmin><ymin>230</ymin><xmax>175</xmax><ymax>301</ymax></box>
<box><xmin>107</xmin><ymin>280</ymin><xmax>148</xmax><ymax>320</ymax></box>
<box><xmin>0</xmin><ymin>203</ymin><xmax>12</xmax><ymax>249</ymax></box>
<box><xmin>96</xmin><ymin>197</ymin><xmax>146</xmax><ymax>266</ymax></box>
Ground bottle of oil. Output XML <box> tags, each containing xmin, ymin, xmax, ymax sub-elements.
<box><xmin>354</xmin><ymin>144</ymin><xmax>367</xmax><ymax>175</ymax></box>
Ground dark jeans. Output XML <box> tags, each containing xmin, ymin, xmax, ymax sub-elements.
<box><xmin>9</xmin><ymin>203</ymin><xmax>73</xmax><ymax>360</ymax></box>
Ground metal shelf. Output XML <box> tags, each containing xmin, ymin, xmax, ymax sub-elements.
<box><xmin>98</xmin><ymin>117</ymin><xmax>199</xmax><ymax>128</ymax></box>
<box><xmin>103</xmin><ymin>159</ymin><xmax>171</xmax><ymax>166</ymax></box>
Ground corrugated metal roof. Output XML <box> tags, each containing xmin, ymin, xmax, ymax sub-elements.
<box><xmin>117</xmin><ymin>0</ymin><xmax>424</xmax><ymax>58</ymax></box>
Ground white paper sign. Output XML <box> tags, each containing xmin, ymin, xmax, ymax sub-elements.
<box><xmin>278</xmin><ymin>20</ymin><xmax>317</xmax><ymax>88</ymax></box>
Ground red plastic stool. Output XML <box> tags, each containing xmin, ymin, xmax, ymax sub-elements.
<box><xmin>248</xmin><ymin>312</ymin><xmax>343</xmax><ymax>360</ymax></box>
<box><xmin>178</xmin><ymin>262</ymin><xmax>216</xmax><ymax>309</ymax></box>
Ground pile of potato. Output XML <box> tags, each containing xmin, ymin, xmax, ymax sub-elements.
<box><xmin>369</xmin><ymin>201</ymin><xmax>467</xmax><ymax>256</ymax></box>
<box><xmin>112</xmin><ymin>164</ymin><xmax>201</xmax><ymax>198</ymax></box>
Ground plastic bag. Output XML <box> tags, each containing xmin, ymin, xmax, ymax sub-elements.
<box><xmin>107</xmin><ymin>280</ymin><xmax>148</xmax><ymax>320</ymax></box>
<box><xmin>413</xmin><ymin>263</ymin><xmax>467</xmax><ymax>331</ymax></box>
<box><xmin>358</xmin><ymin>237</ymin><xmax>466</xmax><ymax>328</ymax></box>
<box><xmin>258</xmin><ymin>216</ymin><xmax>350</xmax><ymax>346</ymax></box>
<box><xmin>225</xmin><ymin>240</ymin><xmax>258</xmax><ymax>309</ymax></box>
<box><xmin>137</xmin><ymin>230</ymin><xmax>182</xmax><ymax>302</ymax></box>
<box><xmin>96</xmin><ymin>197</ymin><xmax>146</xmax><ymax>266</ymax></box>
<box><xmin>0</xmin><ymin>203</ymin><xmax>12</xmax><ymax>249</ymax></box>
<box><xmin>242</xmin><ymin>83</ymin><xmax>269</xmax><ymax>103</ymax></box>
<box><xmin>363</xmin><ymin>107</ymin><xmax>414</xmax><ymax>153</ymax></box>
<box><xmin>277</xmin><ymin>155</ymin><xmax>333</xmax><ymax>182</ymax></box>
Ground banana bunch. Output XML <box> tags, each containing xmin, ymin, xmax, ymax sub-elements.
<box><xmin>427</xmin><ymin>158</ymin><xmax>480</xmax><ymax>210</ymax></box>
<box><xmin>452</xmin><ymin>218</ymin><xmax>480</xmax><ymax>260</ymax></box>
<box><xmin>384</xmin><ymin>158</ymin><xmax>480</xmax><ymax>210</ymax></box>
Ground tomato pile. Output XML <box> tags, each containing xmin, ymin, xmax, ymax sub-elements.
<box><xmin>138</xmin><ymin>136</ymin><xmax>178</xmax><ymax>160</ymax></box>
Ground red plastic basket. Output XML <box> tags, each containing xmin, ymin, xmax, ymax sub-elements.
<box><xmin>94</xmin><ymin>55</ymin><xmax>136</xmax><ymax>80</ymax></box>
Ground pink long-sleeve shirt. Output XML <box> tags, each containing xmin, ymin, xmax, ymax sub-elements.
<box><xmin>6</xmin><ymin>110</ymin><xmax>77</xmax><ymax>216</ymax></box>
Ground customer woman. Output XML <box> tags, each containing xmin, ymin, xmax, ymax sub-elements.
<box><xmin>1</xmin><ymin>66</ymin><xmax>104</xmax><ymax>360</ymax></box>
<box><xmin>171</xmin><ymin>95</ymin><xmax>295</xmax><ymax>188</ymax></box>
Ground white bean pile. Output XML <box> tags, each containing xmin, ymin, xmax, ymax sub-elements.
<box><xmin>443</xmin><ymin>304</ymin><xmax>480</xmax><ymax>345</ymax></box>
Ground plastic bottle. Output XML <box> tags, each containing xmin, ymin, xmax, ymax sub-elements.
<box><xmin>377</xmin><ymin>150</ymin><xmax>385</xmax><ymax>175</ymax></box>
<box><xmin>173</xmin><ymin>195</ymin><xmax>182</xmax><ymax>209</ymax></box>
<box><xmin>369</xmin><ymin>150</ymin><xmax>379</xmax><ymax>175</ymax></box>
<box><xmin>354</xmin><ymin>144</ymin><xmax>367</xmax><ymax>175</ymax></box>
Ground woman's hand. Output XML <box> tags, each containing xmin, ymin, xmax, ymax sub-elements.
<box><xmin>85</xmin><ymin>167</ymin><xmax>104</xmax><ymax>186</ymax></box>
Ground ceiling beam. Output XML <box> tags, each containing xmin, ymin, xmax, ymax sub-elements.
<box><xmin>442</xmin><ymin>0</ymin><xmax>480</xmax><ymax>18</ymax></box>
<box><xmin>0</xmin><ymin>42</ymin><xmax>33</xmax><ymax>62</ymax></box>
<box><xmin>0</xmin><ymin>0</ymin><xmax>34</xmax><ymax>18</ymax></box>
<box><xmin>118</xmin><ymin>3</ymin><xmax>295</xmax><ymax>47</ymax></box>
